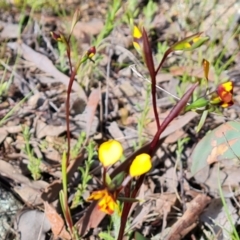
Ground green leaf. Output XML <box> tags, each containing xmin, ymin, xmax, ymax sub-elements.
<box><xmin>61</xmin><ymin>151</ymin><xmax>68</xmax><ymax>194</ymax></box>
<box><xmin>171</xmin><ymin>33</ymin><xmax>209</xmax><ymax>51</ymax></box>
<box><xmin>105</xmin><ymin>172</ymin><xmax>112</xmax><ymax>186</ymax></box>
<box><xmin>59</xmin><ymin>190</ymin><xmax>67</xmax><ymax>220</ymax></box>
<box><xmin>99</xmin><ymin>232</ymin><xmax>114</xmax><ymax>240</ymax></box>
<box><xmin>134</xmin><ymin>231</ymin><xmax>149</xmax><ymax>240</ymax></box>
<box><xmin>191</xmin><ymin>121</ymin><xmax>240</xmax><ymax>176</ymax></box>
<box><xmin>196</xmin><ymin>110</ymin><xmax>208</xmax><ymax>133</ymax></box>
<box><xmin>118</xmin><ymin>196</ymin><xmax>140</xmax><ymax>203</ymax></box>
<box><xmin>79</xmin><ymin>167</ymin><xmax>85</xmax><ymax>176</ymax></box>
<box><xmin>107</xmin><ymin>172</ymin><xmax>125</xmax><ymax>190</ymax></box>
<box><xmin>185</xmin><ymin>97</ymin><xmax>209</xmax><ymax>111</ymax></box>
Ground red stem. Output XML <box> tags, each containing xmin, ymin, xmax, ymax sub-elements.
<box><xmin>65</xmin><ymin>37</ymin><xmax>77</xmax><ymax>166</ymax></box>
<box><xmin>117</xmin><ymin>180</ymin><xmax>131</xmax><ymax>240</ymax></box>
<box><xmin>65</xmin><ymin>195</ymin><xmax>73</xmax><ymax>231</ymax></box>
<box><xmin>103</xmin><ymin>167</ymin><xmax>107</xmax><ymax>186</ymax></box>
<box><xmin>66</xmin><ymin>67</ymin><xmax>78</xmax><ymax>166</ymax></box>
<box><xmin>66</xmin><ymin>44</ymin><xmax>73</xmax><ymax>73</ymax></box>
<box><xmin>142</xmin><ymin>29</ymin><xmax>160</xmax><ymax>130</ymax></box>
<box><xmin>155</xmin><ymin>48</ymin><xmax>172</xmax><ymax>75</ymax></box>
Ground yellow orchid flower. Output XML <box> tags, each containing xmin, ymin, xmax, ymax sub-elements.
<box><xmin>210</xmin><ymin>81</ymin><xmax>234</xmax><ymax>108</ymax></box>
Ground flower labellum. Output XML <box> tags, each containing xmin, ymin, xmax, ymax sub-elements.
<box><xmin>98</xmin><ymin>140</ymin><xmax>123</xmax><ymax>167</ymax></box>
<box><xmin>87</xmin><ymin>189</ymin><xmax>118</xmax><ymax>215</ymax></box>
<box><xmin>129</xmin><ymin>153</ymin><xmax>152</xmax><ymax>177</ymax></box>
<box><xmin>50</xmin><ymin>31</ymin><xmax>62</xmax><ymax>41</ymax></box>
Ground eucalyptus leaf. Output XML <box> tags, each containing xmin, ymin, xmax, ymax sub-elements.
<box><xmin>191</xmin><ymin>121</ymin><xmax>240</xmax><ymax>177</ymax></box>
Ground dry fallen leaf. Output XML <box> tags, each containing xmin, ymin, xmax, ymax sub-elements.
<box><xmin>14</xmin><ymin>185</ymin><xmax>45</xmax><ymax>206</ymax></box>
<box><xmin>0</xmin><ymin>21</ymin><xmax>19</xmax><ymax>39</ymax></box>
<box><xmin>7</xmin><ymin>42</ymin><xmax>87</xmax><ymax>101</ymax></box>
<box><xmin>72</xmin><ymin>19</ymin><xmax>104</xmax><ymax>38</ymax></box>
<box><xmin>130</xmin><ymin>193</ymin><xmax>177</xmax><ymax>230</ymax></box>
<box><xmin>169</xmin><ymin>65</ymin><xmax>228</xmax><ymax>82</ymax></box>
<box><xmin>84</xmin><ymin>88</ymin><xmax>100</xmax><ymax>138</ymax></box>
<box><xmin>36</xmin><ymin>119</ymin><xmax>66</xmax><ymax>139</ymax></box>
<box><xmin>75</xmin><ymin>201</ymin><xmax>104</xmax><ymax>236</ymax></box>
<box><xmin>0</xmin><ymin>128</ymin><xmax>8</xmax><ymax>144</ymax></box>
<box><xmin>0</xmin><ymin>160</ymin><xmax>49</xmax><ymax>204</ymax></box>
<box><xmin>44</xmin><ymin>201</ymin><xmax>71</xmax><ymax>240</ymax></box>
<box><xmin>16</xmin><ymin>210</ymin><xmax>51</xmax><ymax>240</ymax></box>
<box><xmin>0</xmin><ymin>159</ymin><xmax>32</xmax><ymax>185</ymax></box>
<box><xmin>145</xmin><ymin>111</ymin><xmax>198</xmax><ymax>139</ymax></box>
<box><xmin>200</xmin><ymin>198</ymin><xmax>238</xmax><ymax>239</ymax></box>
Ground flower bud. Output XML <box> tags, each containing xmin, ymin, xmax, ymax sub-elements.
<box><xmin>87</xmin><ymin>46</ymin><xmax>96</xmax><ymax>59</ymax></box>
<box><xmin>171</xmin><ymin>33</ymin><xmax>209</xmax><ymax>51</ymax></box>
<box><xmin>129</xmin><ymin>153</ymin><xmax>152</xmax><ymax>177</ymax></box>
<box><xmin>98</xmin><ymin>140</ymin><xmax>123</xmax><ymax>167</ymax></box>
<box><xmin>133</xmin><ymin>25</ymin><xmax>143</xmax><ymax>54</ymax></box>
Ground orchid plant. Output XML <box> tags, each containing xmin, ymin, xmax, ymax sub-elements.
<box><xmin>50</xmin><ymin>9</ymin><xmax>234</xmax><ymax>239</ymax></box>
<box><xmin>50</xmin><ymin>9</ymin><xmax>96</xmax><ymax>238</ymax></box>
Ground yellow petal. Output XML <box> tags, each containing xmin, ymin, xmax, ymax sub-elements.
<box><xmin>87</xmin><ymin>189</ymin><xmax>106</xmax><ymax>201</ymax></box>
<box><xmin>221</xmin><ymin>81</ymin><xmax>233</xmax><ymax>92</ymax></box>
<box><xmin>133</xmin><ymin>25</ymin><xmax>142</xmax><ymax>39</ymax></box>
<box><xmin>98</xmin><ymin>140</ymin><xmax>123</xmax><ymax>167</ymax></box>
<box><xmin>129</xmin><ymin>153</ymin><xmax>152</xmax><ymax>177</ymax></box>
<box><xmin>133</xmin><ymin>25</ymin><xmax>143</xmax><ymax>54</ymax></box>
<box><xmin>221</xmin><ymin>102</ymin><xmax>230</xmax><ymax>108</ymax></box>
